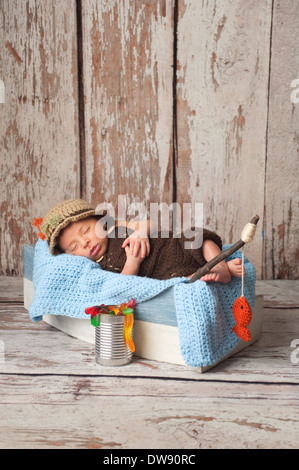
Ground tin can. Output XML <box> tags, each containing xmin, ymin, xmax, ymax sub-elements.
<box><xmin>95</xmin><ymin>314</ymin><xmax>134</xmax><ymax>366</ymax></box>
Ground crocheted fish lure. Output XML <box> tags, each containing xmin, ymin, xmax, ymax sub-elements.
<box><xmin>85</xmin><ymin>299</ymin><xmax>135</xmax><ymax>352</ymax></box>
<box><xmin>232</xmin><ymin>295</ymin><xmax>252</xmax><ymax>342</ymax></box>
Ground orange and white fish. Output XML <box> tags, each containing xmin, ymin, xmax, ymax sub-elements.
<box><xmin>232</xmin><ymin>295</ymin><xmax>252</xmax><ymax>342</ymax></box>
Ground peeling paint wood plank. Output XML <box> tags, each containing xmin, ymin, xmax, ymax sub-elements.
<box><xmin>81</xmin><ymin>0</ymin><xmax>175</xmax><ymax>213</ymax></box>
<box><xmin>2</xmin><ymin>373</ymin><xmax>298</xmax><ymax>405</ymax></box>
<box><xmin>2</xmin><ymin>282</ymin><xmax>299</xmax><ymax>449</ymax></box>
<box><xmin>1</xmin><ymin>375</ymin><xmax>298</xmax><ymax>449</ymax></box>
<box><xmin>0</xmin><ymin>0</ymin><xmax>80</xmax><ymax>276</ymax></box>
<box><xmin>0</xmin><ymin>276</ymin><xmax>23</xmax><ymax>303</ymax></box>
<box><xmin>255</xmin><ymin>280</ymin><xmax>299</xmax><ymax>308</ymax></box>
<box><xmin>1</xmin><ymin>300</ymin><xmax>299</xmax><ymax>384</ymax></box>
<box><xmin>264</xmin><ymin>0</ymin><xmax>299</xmax><ymax>280</ymax></box>
<box><xmin>176</xmin><ymin>0</ymin><xmax>273</xmax><ymax>279</ymax></box>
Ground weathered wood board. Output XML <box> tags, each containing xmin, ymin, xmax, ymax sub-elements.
<box><xmin>176</xmin><ymin>0</ymin><xmax>273</xmax><ymax>279</ymax></box>
<box><xmin>263</xmin><ymin>0</ymin><xmax>299</xmax><ymax>280</ymax></box>
<box><xmin>0</xmin><ymin>302</ymin><xmax>298</xmax><ymax>448</ymax></box>
<box><xmin>81</xmin><ymin>0</ymin><xmax>175</xmax><ymax>213</ymax></box>
<box><xmin>1</xmin><ymin>277</ymin><xmax>299</xmax><ymax>448</ymax></box>
<box><xmin>1</xmin><ymin>374</ymin><xmax>298</xmax><ymax>449</ymax></box>
<box><xmin>0</xmin><ymin>0</ymin><xmax>80</xmax><ymax>275</ymax></box>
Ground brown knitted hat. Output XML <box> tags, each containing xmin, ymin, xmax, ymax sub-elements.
<box><xmin>40</xmin><ymin>199</ymin><xmax>96</xmax><ymax>255</ymax></box>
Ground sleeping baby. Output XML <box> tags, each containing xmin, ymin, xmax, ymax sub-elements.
<box><xmin>35</xmin><ymin>199</ymin><xmax>244</xmax><ymax>283</ymax></box>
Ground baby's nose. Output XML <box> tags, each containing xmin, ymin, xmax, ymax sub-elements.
<box><xmin>83</xmin><ymin>237</ymin><xmax>91</xmax><ymax>248</ymax></box>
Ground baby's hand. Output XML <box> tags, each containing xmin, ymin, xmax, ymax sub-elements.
<box><xmin>122</xmin><ymin>234</ymin><xmax>150</xmax><ymax>258</ymax></box>
<box><xmin>121</xmin><ymin>246</ymin><xmax>144</xmax><ymax>275</ymax></box>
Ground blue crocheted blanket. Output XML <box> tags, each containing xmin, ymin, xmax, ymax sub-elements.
<box><xmin>29</xmin><ymin>239</ymin><xmax>256</xmax><ymax>367</ymax></box>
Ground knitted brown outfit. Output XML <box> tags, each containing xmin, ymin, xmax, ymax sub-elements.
<box><xmin>98</xmin><ymin>225</ymin><xmax>222</xmax><ymax>280</ymax></box>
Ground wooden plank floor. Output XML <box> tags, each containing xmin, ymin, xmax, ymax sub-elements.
<box><xmin>0</xmin><ymin>277</ymin><xmax>298</xmax><ymax>449</ymax></box>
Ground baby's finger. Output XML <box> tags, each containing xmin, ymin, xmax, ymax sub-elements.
<box><xmin>128</xmin><ymin>238</ymin><xmax>136</xmax><ymax>255</ymax></box>
<box><xmin>141</xmin><ymin>240</ymin><xmax>149</xmax><ymax>258</ymax></box>
<box><xmin>122</xmin><ymin>237</ymin><xmax>130</xmax><ymax>248</ymax></box>
<box><xmin>140</xmin><ymin>242</ymin><xmax>146</xmax><ymax>258</ymax></box>
<box><xmin>132</xmin><ymin>239</ymin><xmax>141</xmax><ymax>256</ymax></box>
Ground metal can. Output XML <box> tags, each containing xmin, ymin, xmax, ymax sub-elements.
<box><xmin>95</xmin><ymin>314</ymin><xmax>134</xmax><ymax>366</ymax></box>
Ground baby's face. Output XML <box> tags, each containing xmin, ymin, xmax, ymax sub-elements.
<box><xmin>58</xmin><ymin>217</ymin><xmax>108</xmax><ymax>261</ymax></box>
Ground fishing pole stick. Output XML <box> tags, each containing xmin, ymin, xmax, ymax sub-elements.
<box><xmin>188</xmin><ymin>215</ymin><xmax>260</xmax><ymax>283</ymax></box>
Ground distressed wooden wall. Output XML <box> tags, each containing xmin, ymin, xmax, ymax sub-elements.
<box><xmin>176</xmin><ymin>0</ymin><xmax>272</xmax><ymax>277</ymax></box>
<box><xmin>0</xmin><ymin>0</ymin><xmax>298</xmax><ymax>279</ymax></box>
<box><xmin>0</xmin><ymin>0</ymin><xmax>80</xmax><ymax>275</ymax></box>
<box><xmin>81</xmin><ymin>0</ymin><xmax>175</xmax><ymax>210</ymax></box>
<box><xmin>263</xmin><ymin>0</ymin><xmax>299</xmax><ymax>280</ymax></box>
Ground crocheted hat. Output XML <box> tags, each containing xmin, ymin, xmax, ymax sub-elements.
<box><xmin>40</xmin><ymin>199</ymin><xmax>96</xmax><ymax>255</ymax></box>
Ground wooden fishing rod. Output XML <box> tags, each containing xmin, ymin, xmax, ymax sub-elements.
<box><xmin>188</xmin><ymin>215</ymin><xmax>260</xmax><ymax>283</ymax></box>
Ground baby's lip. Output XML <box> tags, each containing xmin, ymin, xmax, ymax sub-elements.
<box><xmin>90</xmin><ymin>244</ymin><xmax>100</xmax><ymax>257</ymax></box>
